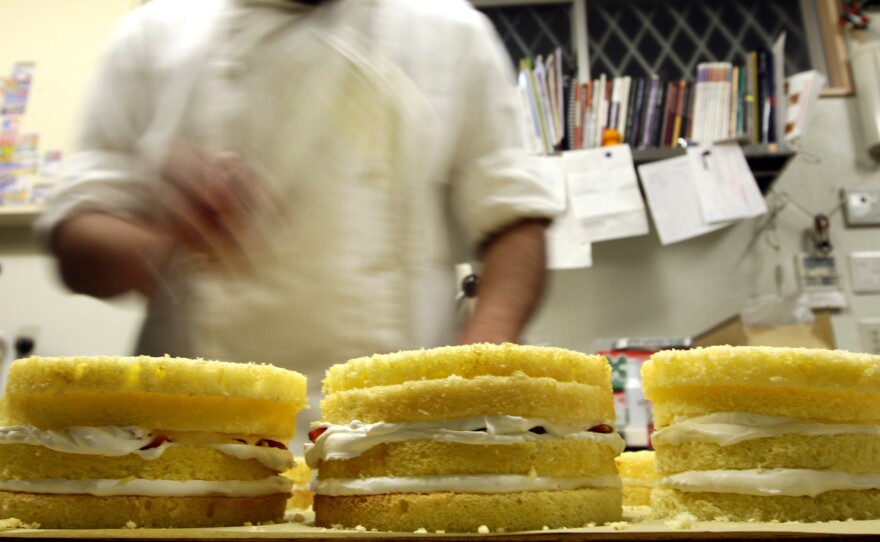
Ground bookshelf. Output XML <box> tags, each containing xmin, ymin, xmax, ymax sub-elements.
<box><xmin>472</xmin><ymin>0</ymin><xmax>824</xmax><ymax>193</ymax></box>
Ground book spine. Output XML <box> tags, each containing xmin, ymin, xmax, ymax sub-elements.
<box><xmin>641</xmin><ymin>75</ymin><xmax>660</xmax><ymax>149</ymax></box>
<box><xmin>671</xmin><ymin>79</ymin><xmax>687</xmax><ymax>147</ymax></box>
<box><xmin>660</xmin><ymin>80</ymin><xmax>678</xmax><ymax>147</ymax></box>
<box><xmin>628</xmin><ymin>77</ymin><xmax>646</xmax><ymax>148</ymax></box>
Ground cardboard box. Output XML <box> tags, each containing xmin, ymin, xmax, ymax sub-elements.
<box><xmin>693</xmin><ymin>310</ymin><xmax>836</xmax><ymax>349</ymax></box>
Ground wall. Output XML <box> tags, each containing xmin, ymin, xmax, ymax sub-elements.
<box><xmin>1</xmin><ymin>2</ymin><xmax>879</xmax><ymax>357</ymax></box>
<box><xmin>526</xmin><ymin>93</ymin><xmax>880</xmax><ymax>353</ymax></box>
<box><xmin>0</xmin><ymin>0</ymin><xmax>144</xmax><ymax>356</ymax></box>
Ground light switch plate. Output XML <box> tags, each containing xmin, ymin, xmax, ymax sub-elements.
<box><xmin>850</xmin><ymin>252</ymin><xmax>880</xmax><ymax>293</ymax></box>
<box><xmin>843</xmin><ymin>187</ymin><xmax>880</xmax><ymax>227</ymax></box>
<box><xmin>859</xmin><ymin>320</ymin><xmax>880</xmax><ymax>355</ymax></box>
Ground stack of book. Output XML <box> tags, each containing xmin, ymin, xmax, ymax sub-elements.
<box><xmin>518</xmin><ymin>42</ymin><xmax>790</xmax><ymax>154</ymax></box>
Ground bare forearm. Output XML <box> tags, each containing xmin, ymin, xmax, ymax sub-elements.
<box><xmin>51</xmin><ymin>213</ymin><xmax>173</xmax><ymax>298</ymax></box>
<box><xmin>457</xmin><ymin>219</ymin><xmax>548</xmax><ymax>345</ymax></box>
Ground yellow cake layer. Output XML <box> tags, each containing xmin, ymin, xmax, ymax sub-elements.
<box><xmin>648</xmin><ymin>386</ymin><xmax>880</xmax><ymax>427</ymax></box>
<box><xmin>621</xmin><ymin>485</ymin><xmax>653</xmax><ymax>508</ymax></box>
<box><xmin>8</xmin><ymin>356</ymin><xmax>306</xmax><ymax>402</ymax></box>
<box><xmin>321</xmin><ymin>375</ymin><xmax>613</xmax><ymax>425</ymax></box>
<box><xmin>7</xmin><ymin>392</ymin><xmax>299</xmax><ymax>438</ymax></box>
<box><xmin>615</xmin><ymin>450</ymin><xmax>657</xmax><ymax>480</ymax></box>
<box><xmin>643</xmin><ymin>346</ymin><xmax>880</xmax><ymax>394</ymax></box>
<box><xmin>0</xmin><ymin>444</ymin><xmax>276</xmax><ymax>482</ymax></box>
<box><xmin>323</xmin><ymin>343</ymin><xmax>610</xmax><ymax>394</ymax></box>
<box><xmin>653</xmin><ymin>434</ymin><xmax>880</xmax><ymax>475</ymax></box>
<box><xmin>651</xmin><ymin>487</ymin><xmax>880</xmax><ymax>522</ymax></box>
<box><xmin>284</xmin><ymin>458</ymin><xmax>313</xmax><ymax>486</ymax></box>
<box><xmin>314</xmin><ymin>488</ymin><xmax>622</xmax><ymax>532</ymax></box>
<box><xmin>0</xmin><ymin>491</ymin><xmax>287</xmax><ymax>529</ymax></box>
<box><xmin>616</xmin><ymin>451</ymin><xmax>657</xmax><ymax>508</ymax></box>
<box><xmin>318</xmin><ymin>439</ymin><xmax>619</xmax><ymax>479</ymax></box>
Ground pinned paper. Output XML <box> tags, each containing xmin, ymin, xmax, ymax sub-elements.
<box><xmin>562</xmin><ymin>145</ymin><xmax>649</xmax><ymax>243</ymax></box>
<box><xmin>638</xmin><ymin>155</ymin><xmax>730</xmax><ymax>245</ymax></box>
<box><xmin>689</xmin><ymin>142</ymin><xmax>767</xmax><ymax>224</ymax></box>
<box><xmin>542</xmin><ymin>155</ymin><xmax>593</xmax><ymax>269</ymax></box>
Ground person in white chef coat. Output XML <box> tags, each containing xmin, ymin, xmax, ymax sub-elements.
<box><xmin>36</xmin><ymin>0</ymin><xmax>564</xmax><ymax>446</ymax></box>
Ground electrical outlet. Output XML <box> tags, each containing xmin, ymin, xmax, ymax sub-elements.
<box><xmin>859</xmin><ymin>320</ymin><xmax>880</xmax><ymax>355</ymax></box>
<box><xmin>843</xmin><ymin>187</ymin><xmax>880</xmax><ymax>227</ymax></box>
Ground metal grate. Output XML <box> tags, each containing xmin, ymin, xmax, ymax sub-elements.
<box><xmin>480</xmin><ymin>4</ymin><xmax>575</xmax><ymax>70</ymax></box>
<box><xmin>587</xmin><ymin>0</ymin><xmax>812</xmax><ymax>80</ymax></box>
<box><xmin>476</xmin><ymin>0</ymin><xmax>814</xmax><ymax>79</ymax></box>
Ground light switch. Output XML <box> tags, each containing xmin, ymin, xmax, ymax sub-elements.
<box><xmin>859</xmin><ymin>320</ymin><xmax>880</xmax><ymax>355</ymax></box>
<box><xmin>850</xmin><ymin>252</ymin><xmax>880</xmax><ymax>293</ymax></box>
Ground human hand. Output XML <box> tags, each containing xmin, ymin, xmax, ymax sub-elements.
<box><xmin>154</xmin><ymin>146</ymin><xmax>281</xmax><ymax>272</ymax></box>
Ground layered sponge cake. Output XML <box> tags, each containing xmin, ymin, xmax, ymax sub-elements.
<box><xmin>615</xmin><ymin>450</ymin><xmax>658</xmax><ymax>507</ymax></box>
<box><xmin>642</xmin><ymin>345</ymin><xmax>880</xmax><ymax>522</ymax></box>
<box><xmin>0</xmin><ymin>355</ymin><xmax>306</xmax><ymax>528</ymax></box>
<box><xmin>306</xmin><ymin>343</ymin><xmax>624</xmax><ymax>532</ymax></box>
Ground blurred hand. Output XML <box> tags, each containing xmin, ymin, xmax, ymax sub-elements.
<box><xmin>154</xmin><ymin>145</ymin><xmax>280</xmax><ymax>272</ymax></box>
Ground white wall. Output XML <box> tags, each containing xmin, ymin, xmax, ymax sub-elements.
<box><xmin>526</xmin><ymin>94</ymin><xmax>880</xmax><ymax>353</ymax></box>
<box><xmin>1</xmin><ymin>1</ymin><xmax>879</xmax><ymax>357</ymax></box>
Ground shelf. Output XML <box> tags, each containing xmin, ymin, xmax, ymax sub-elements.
<box><xmin>0</xmin><ymin>204</ymin><xmax>43</xmax><ymax>228</ymax></box>
<box><xmin>632</xmin><ymin>143</ymin><xmax>796</xmax><ymax>194</ymax></box>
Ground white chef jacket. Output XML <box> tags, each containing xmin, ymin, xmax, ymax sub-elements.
<box><xmin>37</xmin><ymin>0</ymin><xmax>563</xmax><ymax>445</ymax></box>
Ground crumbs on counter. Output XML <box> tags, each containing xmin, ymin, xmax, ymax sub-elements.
<box><xmin>664</xmin><ymin>512</ymin><xmax>698</xmax><ymax>530</ymax></box>
<box><xmin>0</xmin><ymin>518</ymin><xmax>40</xmax><ymax>530</ymax></box>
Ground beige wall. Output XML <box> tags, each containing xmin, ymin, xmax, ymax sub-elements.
<box><xmin>0</xmin><ymin>1</ymin><xmax>143</xmax><ymax>356</ymax></box>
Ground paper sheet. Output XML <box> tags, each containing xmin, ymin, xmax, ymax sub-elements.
<box><xmin>543</xmin><ymin>155</ymin><xmax>593</xmax><ymax>269</ymax></box>
<box><xmin>638</xmin><ymin>155</ymin><xmax>730</xmax><ymax>245</ymax></box>
<box><xmin>563</xmin><ymin>145</ymin><xmax>649</xmax><ymax>243</ymax></box>
<box><xmin>689</xmin><ymin>142</ymin><xmax>768</xmax><ymax>224</ymax></box>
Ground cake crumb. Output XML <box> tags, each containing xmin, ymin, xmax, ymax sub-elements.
<box><xmin>495</xmin><ymin>527</ymin><xmax>506</xmax><ymax>533</ymax></box>
<box><xmin>584</xmin><ymin>522</ymin><xmax>597</xmax><ymax>528</ymax></box>
<box><xmin>664</xmin><ymin>512</ymin><xmax>698</xmax><ymax>530</ymax></box>
<box><xmin>354</xmin><ymin>525</ymin><xmax>367</xmax><ymax>532</ymax></box>
<box><xmin>413</xmin><ymin>528</ymin><xmax>428</xmax><ymax>534</ymax></box>
<box><xmin>477</xmin><ymin>525</ymin><xmax>490</xmax><ymax>534</ymax></box>
<box><xmin>124</xmin><ymin>521</ymin><xmax>138</xmax><ymax>529</ymax></box>
<box><xmin>242</xmin><ymin>521</ymin><xmax>253</xmax><ymax>527</ymax></box>
<box><xmin>541</xmin><ymin>526</ymin><xmax>549</xmax><ymax>531</ymax></box>
<box><xmin>607</xmin><ymin>521</ymin><xmax>629</xmax><ymax>531</ymax></box>
<box><xmin>435</xmin><ymin>530</ymin><xmax>445</xmax><ymax>534</ymax></box>
<box><xmin>0</xmin><ymin>518</ymin><xmax>39</xmax><ymax>530</ymax></box>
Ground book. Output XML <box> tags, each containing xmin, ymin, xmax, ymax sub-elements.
<box><xmin>671</xmin><ymin>80</ymin><xmax>688</xmax><ymax>147</ymax></box>
<box><xmin>641</xmin><ymin>75</ymin><xmax>661</xmax><ymax>149</ymax></box>
<box><xmin>617</xmin><ymin>76</ymin><xmax>632</xmax><ymax>140</ymax></box>
<box><xmin>628</xmin><ymin>77</ymin><xmax>647</xmax><ymax>148</ymax></box>
<box><xmin>660</xmin><ymin>80</ymin><xmax>679</xmax><ymax>147</ymax></box>
<box><xmin>747</xmin><ymin>50</ymin><xmax>759</xmax><ymax>144</ymax></box>
<box><xmin>758</xmin><ymin>48</ymin><xmax>773</xmax><ymax>143</ymax></box>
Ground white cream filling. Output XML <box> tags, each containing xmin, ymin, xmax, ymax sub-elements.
<box><xmin>660</xmin><ymin>469</ymin><xmax>880</xmax><ymax>497</ymax></box>
<box><xmin>652</xmin><ymin>412</ymin><xmax>880</xmax><ymax>447</ymax></box>
<box><xmin>316</xmin><ymin>474</ymin><xmax>622</xmax><ymax>496</ymax></box>
<box><xmin>304</xmin><ymin>415</ymin><xmax>624</xmax><ymax>467</ymax></box>
<box><xmin>0</xmin><ymin>476</ymin><xmax>292</xmax><ymax>497</ymax></box>
<box><xmin>0</xmin><ymin>425</ymin><xmax>293</xmax><ymax>472</ymax></box>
